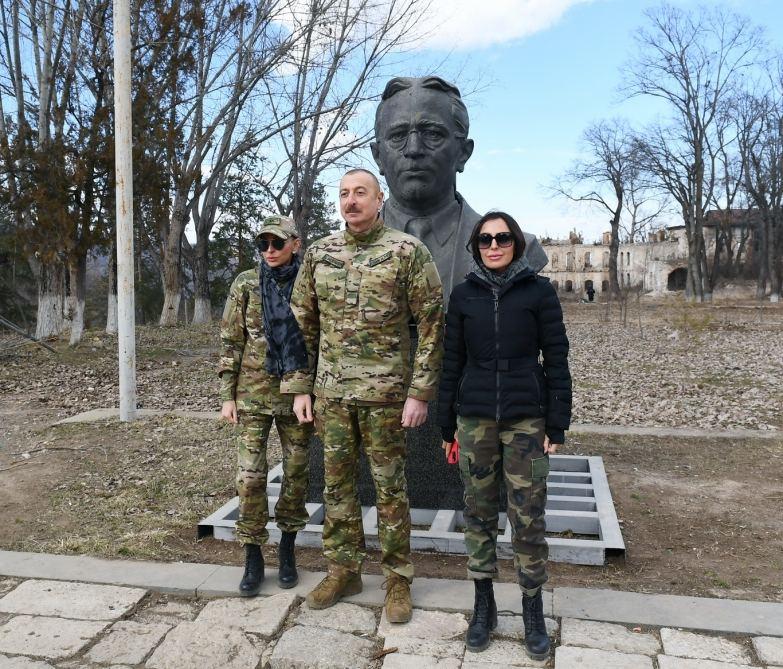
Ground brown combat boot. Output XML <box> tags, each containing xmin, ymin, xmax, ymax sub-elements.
<box><xmin>306</xmin><ymin>571</ymin><xmax>362</xmax><ymax>610</ymax></box>
<box><xmin>383</xmin><ymin>574</ymin><xmax>412</xmax><ymax>623</ymax></box>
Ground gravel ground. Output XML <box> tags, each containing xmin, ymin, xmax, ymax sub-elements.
<box><xmin>1</xmin><ymin>299</ymin><xmax>781</xmax><ymax>431</ymax></box>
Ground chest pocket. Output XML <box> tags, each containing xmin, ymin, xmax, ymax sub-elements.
<box><xmin>314</xmin><ymin>257</ymin><xmax>347</xmax><ymax>307</ymax></box>
<box><xmin>359</xmin><ymin>251</ymin><xmax>401</xmax><ymax>323</ymax></box>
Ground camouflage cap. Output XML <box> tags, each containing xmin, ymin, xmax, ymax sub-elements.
<box><xmin>256</xmin><ymin>215</ymin><xmax>298</xmax><ymax>241</ymax></box>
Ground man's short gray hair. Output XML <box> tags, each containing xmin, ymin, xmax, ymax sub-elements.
<box><xmin>375</xmin><ymin>76</ymin><xmax>470</xmax><ymax>139</ymax></box>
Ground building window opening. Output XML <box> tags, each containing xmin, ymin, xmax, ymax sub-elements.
<box><xmin>565</xmin><ymin>280</ymin><xmax>573</xmax><ymax>292</ymax></box>
<box><xmin>667</xmin><ymin>267</ymin><xmax>687</xmax><ymax>291</ymax></box>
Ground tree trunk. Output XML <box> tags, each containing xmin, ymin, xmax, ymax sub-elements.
<box><xmin>159</xmin><ymin>193</ymin><xmax>188</xmax><ymax>327</ymax></box>
<box><xmin>68</xmin><ymin>253</ymin><xmax>87</xmax><ymax>346</ymax></box>
<box><xmin>191</xmin><ymin>232</ymin><xmax>212</xmax><ymax>324</ymax></box>
<box><xmin>33</xmin><ymin>258</ymin><xmax>66</xmax><ymax>340</ymax></box>
<box><xmin>106</xmin><ymin>242</ymin><xmax>118</xmax><ymax>333</ymax></box>
<box><xmin>756</xmin><ymin>217</ymin><xmax>770</xmax><ymax>299</ymax></box>
<box><xmin>608</xmin><ymin>209</ymin><xmax>621</xmax><ymax>295</ymax></box>
<box><xmin>769</xmin><ymin>217</ymin><xmax>780</xmax><ymax>302</ymax></box>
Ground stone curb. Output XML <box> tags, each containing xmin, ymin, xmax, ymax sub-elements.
<box><xmin>2</xmin><ymin>550</ymin><xmax>782</xmax><ymax>637</ymax></box>
<box><xmin>54</xmin><ymin>409</ymin><xmax>782</xmax><ymax>439</ymax></box>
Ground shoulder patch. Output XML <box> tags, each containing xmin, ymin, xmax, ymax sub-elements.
<box><xmin>368</xmin><ymin>250</ymin><xmax>393</xmax><ymax>267</ymax></box>
<box><xmin>424</xmin><ymin>261</ymin><xmax>441</xmax><ymax>291</ymax></box>
<box><xmin>321</xmin><ymin>255</ymin><xmax>345</xmax><ymax>269</ymax></box>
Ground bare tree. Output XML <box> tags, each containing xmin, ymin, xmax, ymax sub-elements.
<box><xmin>625</xmin><ymin>2</ymin><xmax>764</xmax><ymax>302</ymax></box>
<box><xmin>255</xmin><ymin>0</ymin><xmax>431</xmax><ymax>246</ymax></box>
<box><xmin>736</xmin><ymin>66</ymin><xmax>783</xmax><ymax>302</ymax></box>
<box><xmin>552</xmin><ymin>119</ymin><xmax>640</xmax><ymax>295</ymax></box>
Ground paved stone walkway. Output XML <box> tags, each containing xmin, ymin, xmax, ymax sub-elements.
<box><xmin>1</xmin><ymin>552</ymin><xmax>782</xmax><ymax>668</ymax></box>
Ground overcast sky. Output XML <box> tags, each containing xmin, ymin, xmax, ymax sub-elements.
<box><xmin>344</xmin><ymin>0</ymin><xmax>783</xmax><ymax>243</ymax></box>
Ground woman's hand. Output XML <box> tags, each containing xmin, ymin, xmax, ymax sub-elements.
<box><xmin>220</xmin><ymin>400</ymin><xmax>238</xmax><ymax>424</ymax></box>
<box><xmin>441</xmin><ymin>440</ymin><xmax>451</xmax><ymax>452</ymax></box>
<box><xmin>543</xmin><ymin>435</ymin><xmax>561</xmax><ymax>454</ymax></box>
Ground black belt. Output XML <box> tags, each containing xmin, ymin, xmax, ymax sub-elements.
<box><xmin>468</xmin><ymin>357</ymin><xmax>539</xmax><ymax>372</ymax></box>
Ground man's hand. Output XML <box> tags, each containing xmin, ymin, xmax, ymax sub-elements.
<box><xmin>220</xmin><ymin>400</ymin><xmax>238</xmax><ymax>424</ymax></box>
<box><xmin>401</xmin><ymin>397</ymin><xmax>428</xmax><ymax>428</ymax></box>
<box><xmin>543</xmin><ymin>435</ymin><xmax>561</xmax><ymax>454</ymax></box>
<box><xmin>293</xmin><ymin>394</ymin><xmax>313</xmax><ymax>423</ymax></box>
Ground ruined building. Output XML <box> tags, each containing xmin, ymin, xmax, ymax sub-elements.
<box><xmin>540</xmin><ymin>211</ymin><xmax>757</xmax><ymax>297</ymax></box>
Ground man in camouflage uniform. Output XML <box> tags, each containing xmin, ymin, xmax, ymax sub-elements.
<box><xmin>219</xmin><ymin>216</ymin><xmax>312</xmax><ymax>596</ymax></box>
<box><xmin>281</xmin><ymin>168</ymin><xmax>443</xmax><ymax>622</ymax></box>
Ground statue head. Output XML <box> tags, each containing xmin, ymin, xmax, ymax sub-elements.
<box><xmin>371</xmin><ymin>76</ymin><xmax>475</xmax><ymax>215</ymax></box>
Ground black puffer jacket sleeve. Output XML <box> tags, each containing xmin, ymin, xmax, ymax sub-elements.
<box><xmin>537</xmin><ymin>281</ymin><xmax>571</xmax><ymax>443</ymax></box>
<box><xmin>436</xmin><ymin>287</ymin><xmax>466</xmax><ymax>443</ymax></box>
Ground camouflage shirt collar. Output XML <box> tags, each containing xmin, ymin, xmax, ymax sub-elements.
<box><xmin>343</xmin><ymin>216</ymin><xmax>385</xmax><ymax>246</ymax></box>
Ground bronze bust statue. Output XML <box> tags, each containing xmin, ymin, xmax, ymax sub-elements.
<box><xmin>371</xmin><ymin>76</ymin><xmax>548</xmax><ymax>296</ymax></box>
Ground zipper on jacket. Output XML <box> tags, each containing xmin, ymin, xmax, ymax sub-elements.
<box><xmin>493</xmin><ymin>288</ymin><xmax>501</xmax><ymax>423</ymax></box>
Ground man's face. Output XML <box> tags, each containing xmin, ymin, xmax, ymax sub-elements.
<box><xmin>372</xmin><ymin>88</ymin><xmax>473</xmax><ymax>213</ymax></box>
<box><xmin>339</xmin><ymin>172</ymin><xmax>384</xmax><ymax>233</ymax></box>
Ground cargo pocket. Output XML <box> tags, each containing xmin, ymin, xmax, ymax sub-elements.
<box><xmin>531</xmin><ymin>455</ymin><xmax>549</xmax><ymax>482</ymax></box>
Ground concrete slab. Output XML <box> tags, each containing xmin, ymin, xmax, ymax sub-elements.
<box><xmin>85</xmin><ymin>620</ymin><xmax>171</xmax><ymax>665</ymax></box>
<box><xmin>560</xmin><ymin>618</ymin><xmax>661</xmax><ymax>655</ymax></box>
<box><xmin>554</xmin><ymin>588</ymin><xmax>783</xmax><ymax>636</ymax></box>
<box><xmin>194</xmin><ymin>592</ymin><xmax>297</xmax><ymax>638</ymax></box>
<box><xmin>0</xmin><ymin>551</ymin><xmax>218</xmax><ymax>595</ymax></box>
<box><xmin>660</xmin><ymin>629</ymin><xmax>752</xmax><ymax>664</ymax></box>
<box><xmin>381</xmin><ymin>634</ymin><xmax>464</xmax><ymax>658</ymax></box>
<box><xmin>0</xmin><ymin>656</ymin><xmax>57</xmax><ymax>668</ymax></box>
<box><xmin>753</xmin><ymin>636</ymin><xmax>783</xmax><ymax>666</ymax></box>
<box><xmin>555</xmin><ymin>646</ymin><xmax>654</xmax><ymax>669</ymax></box>
<box><xmin>463</xmin><ymin>639</ymin><xmax>549</xmax><ymax>666</ymax></box>
<box><xmin>269</xmin><ymin>625</ymin><xmax>376</xmax><ymax>669</ymax></box>
<box><xmin>0</xmin><ymin>615</ymin><xmax>108</xmax><ymax>660</ymax></box>
<box><xmin>382</xmin><ymin>655</ymin><xmax>460</xmax><ymax>668</ymax></box>
<box><xmin>296</xmin><ymin>602</ymin><xmax>377</xmax><ymax>634</ymax></box>
<box><xmin>656</xmin><ymin>656</ymin><xmax>755</xmax><ymax>669</ymax></box>
<box><xmin>0</xmin><ymin>580</ymin><xmax>145</xmax><ymax>620</ymax></box>
<box><xmin>146</xmin><ymin>621</ymin><xmax>263</xmax><ymax>669</ymax></box>
<box><xmin>378</xmin><ymin>608</ymin><xmax>468</xmax><ymax>641</ymax></box>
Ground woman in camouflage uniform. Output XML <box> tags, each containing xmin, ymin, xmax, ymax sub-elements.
<box><xmin>437</xmin><ymin>211</ymin><xmax>571</xmax><ymax>660</ymax></box>
<box><xmin>219</xmin><ymin>216</ymin><xmax>312</xmax><ymax>596</ymax></box>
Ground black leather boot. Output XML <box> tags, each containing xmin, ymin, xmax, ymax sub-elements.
<box><xmin>238</xmin><ymin>544</ymin><xmax>264</xmax><ymax>597</ymax></box>
<box><xmin>466</xmin><ymin>578</ymin><xmax>497</xmax><ymax>652</ymax></box>
<box><xmin>277</xmin><ymin>531</ymin><xmax>298</xmax><ymax>589</ymax></box>
<box><xmin>522</xmin><ymin>589</ymin><xmax>550</xmax><ymax>660</ymax></box>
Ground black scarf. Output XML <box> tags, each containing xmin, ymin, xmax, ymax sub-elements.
<box><xmin>259</xmin><ymin>256</ymin><xmax>309</xmax><ymax>377</ymax></box>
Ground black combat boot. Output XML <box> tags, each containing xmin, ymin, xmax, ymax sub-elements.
<box><xmin>277</xmin><ymin>531</ymin><xmax>299</xmax><ymax>589</ymax></box>
<box><xmin>466</xmin><ymin>578</ymin><xmax>497</xmax><ymax>652</ymax></box>
<box><xmin>522</xmin><ymin>589</ymin><xmax>550</xmax><ymax>660</ymax></box>
<box><xmin>238</xmin><ymin>543</ymin><xmax>264</xmax><ymax>597</ymax></box>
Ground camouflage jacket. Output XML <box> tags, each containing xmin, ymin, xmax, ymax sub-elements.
<box><xmin>280</xmin><ymin>218</ymin><xmax>444</xmax><ymax>403</ymax></box>
<box><xmin>218</xmin><ymin>268</ymin><xmax>294</xmax><ymax>415</ymax></box>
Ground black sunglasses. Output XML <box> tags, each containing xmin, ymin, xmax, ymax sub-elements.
<box><xmin>257</xmin><ymin>238</ymin><xmax>288</xmax><ymax>252</ymax></box>
<box><xmin>477</xmin><ymin>232</ymin><xmax>514</xmax><ymax>249</ymax></box>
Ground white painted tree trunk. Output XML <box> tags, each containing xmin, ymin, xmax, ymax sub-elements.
<box><xmin>192</xmin><ymin>296</ymin><xmax>212</xmax><ymax>324</ymax></box>
<box><xmin>160</xmin><ymin>289</ymin><xmax>181</xmax><ymax>326</ymax></box>
<box><xmin>35</xmin><ymin>261</ymin><xmax>65</xmax><ymax>340</ymax></box>
<box><xmin>36</xmin><ymin>292</ymin><xmax>64</xmax><ymax>340</ymax></box>
<box><xmin>68</xmin><ymin>298</ymin><xmax>85</xmax><ymax>345</ymax></box>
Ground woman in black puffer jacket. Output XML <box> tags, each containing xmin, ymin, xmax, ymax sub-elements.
<box><xmin>437</xmin><ymin>211</ymin><xmax>571</xmax><ymax>661</ymax></box>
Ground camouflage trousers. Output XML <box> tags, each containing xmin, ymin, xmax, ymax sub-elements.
<box><xmin>457</xmin><ymin>415</ymin><xmax>549</xmax><ymax>596</ymax></box>
<box><xmin>235</xmin><ymin>412</ymin><xmax>313</xmax><ymax>546</ymax></box>
<box><xmin>315</xmin><ymin>398</ymin><xmax>413</xmax><ymax>581</ymax></box>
